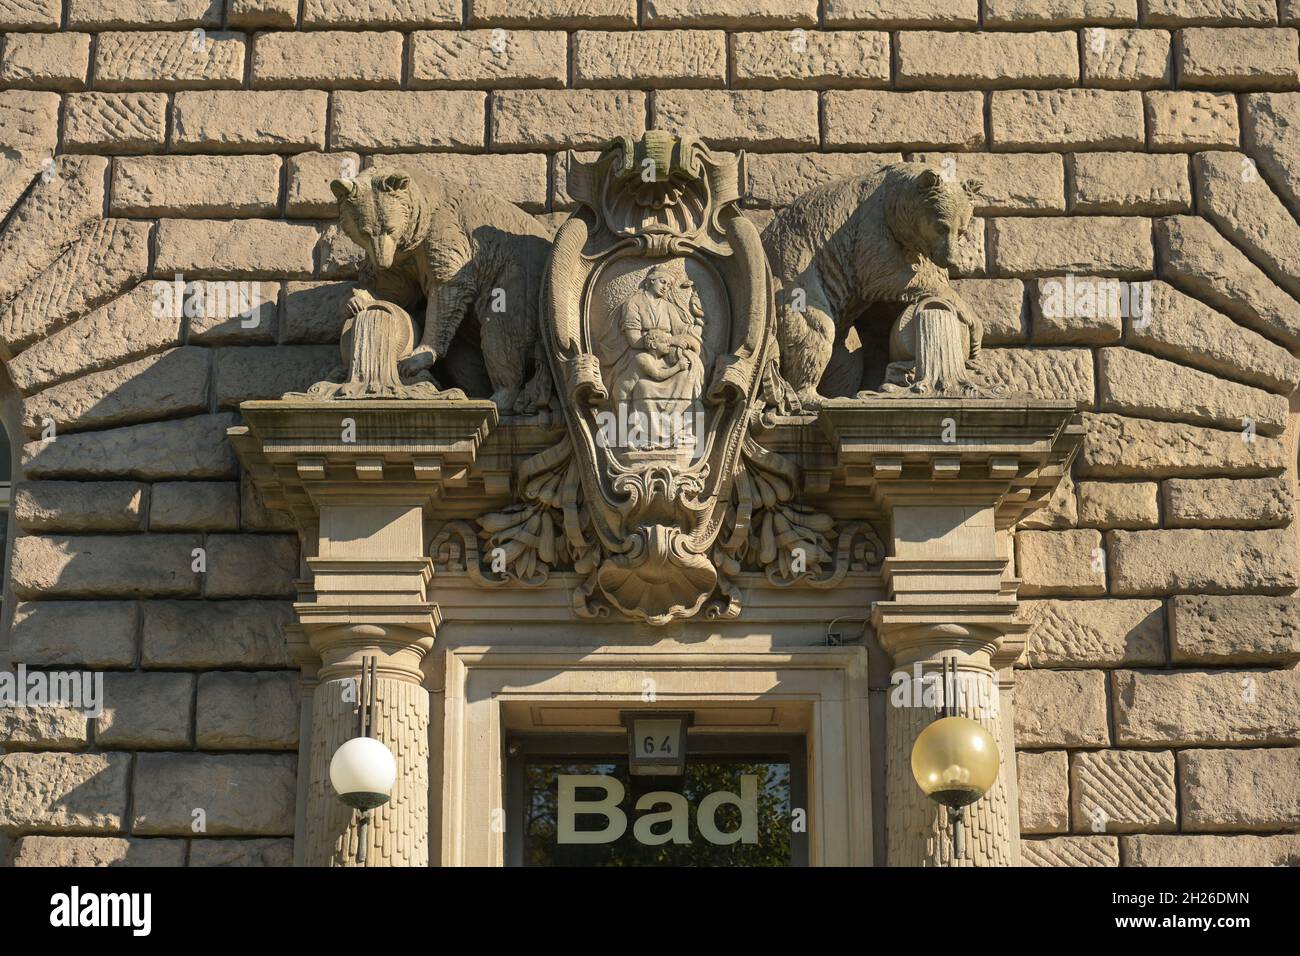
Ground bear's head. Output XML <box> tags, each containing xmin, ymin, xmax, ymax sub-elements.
<box><xmin>891</xmin><ymin>166</ymin><xmax>982</xmax><ymax>269</ymax></box>
<box><xmin>330</xmin><ymin>169</ymin><xmax>419</xmax><ymax>270</ymax></box>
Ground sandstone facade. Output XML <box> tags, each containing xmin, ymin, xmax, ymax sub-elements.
<box><xmin>0</xmin><ymin>0</ymin><xmax>1297</xmax><ymax>871</ymax></box>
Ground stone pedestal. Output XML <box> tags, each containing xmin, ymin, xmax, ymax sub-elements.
<box><xmin>230</xmin><ymin>399</ymin><xmax>497</xmax><ymax>866</ymax></box>
<box><xmin>821</xmin><ymin>398</ymin><xmax>1083</xmax><ymax>866</ymax></box>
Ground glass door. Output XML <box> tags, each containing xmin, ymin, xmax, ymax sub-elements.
<box><xmin>505</xmin><ymin>734</ymin><xmax>809</xmax><ymax>866</ymax></box>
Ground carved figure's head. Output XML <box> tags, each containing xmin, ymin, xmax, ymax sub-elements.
<box><xmin>331</xmin><ymin>169</ymin><xmax>417</xmax><ymax>270</ymax></box>
<box><xmin>896</xmin><ymin>166</ymin><xmax>982</xmax><ymax>269</ymax></box>
<box><xmin>641</xmin><ymin>265</ymin><xmax>677</xmax><ymax>299</ymax></box>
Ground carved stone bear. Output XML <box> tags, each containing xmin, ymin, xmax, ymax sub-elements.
<box><xmin>330</xmin><ymin>167</ymin><xmax>553</xmax><ymax>412</ymax></box>
<box><xmin>761</xmin><ymin>163</ymin><xmax>983</xmax><ymax>406</ymax></box>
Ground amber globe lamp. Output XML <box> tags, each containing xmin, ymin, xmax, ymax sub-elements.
<box><xmin>911</xmin><ymin>716</ymin><xmax>1001</xmax><ymax>809</ymax></box>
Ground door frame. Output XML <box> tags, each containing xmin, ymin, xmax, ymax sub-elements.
<box><xmin>436</xmin><ymin>644</ymin><xmax>871</xmax><ymax>866</ymax></box>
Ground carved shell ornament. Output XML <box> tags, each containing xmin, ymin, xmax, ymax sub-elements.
<box><xmin>435</xmin><ymin>132</ymin><xmax>885</xmax><ymax>624</ymax></box>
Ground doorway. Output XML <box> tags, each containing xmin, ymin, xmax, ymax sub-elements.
<box><xmin>504</xmin><ymin>733</ymin><xmax>809</xmax><ymax>866</ymax></box>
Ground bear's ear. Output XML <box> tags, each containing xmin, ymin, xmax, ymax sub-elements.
<box><xmin>330</xmin><ymin>179</ymin><xmax>356</xmax><ymax>200</ymax></box>
<box><xmin>380</xmin><ymin>172</ymin><xmax>410</xmax><ymax>192</ymax></box>
<box><xmin>961</xmin><ymin>178</ymin><xmax>985</xmax><ymax>199</ymax></box>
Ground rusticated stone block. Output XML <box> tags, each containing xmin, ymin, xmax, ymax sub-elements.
<box><xmin>286</xmin><ymin>151</ymin><xmax>361</xmax><ymax>218</ymax></box>
<box><xmin>0</xmin><ymin>32</ymin><xmax>91</xmax><ymax>91</ymax></box>
<box><xmin>1081</xmin><ymin>29</ymin><xmax>1170</xmax><ymax>89</ymax></box>
<box><xmin>190</xmin><ymin>838</ymin><xmax>294</xmax><ymax>866</ymax></box>
<box><xmin>645</xmin><ymin>0</ymin><xmax>816</xmax><ymax>26</ymax></box>
<box><xmin>94</xmin><ymin>30</ymin><xmax>245</xmax><ymax>91</ymax></box>
<box><xmin>1129</xmin><ymin>281</ymin><xmax>1300</xmax><ymax>395</ymax></box>
<box><xmin>491</xmin><ymin>90</ymin><xmax>646</xmax><ymax>150</ymax></box>
<box><xmin>10</xmin><ymin>836</ymin><xmax>186</xmax><ymax>867</ymax></box>
<box><xmin>11</xmin><ymin>534</ymin><xmax>204</xmax><ymax>599</ymax></box>
<box><xmin>1177</xmin><ymin>27</ymin><xmax>1300</xmax><ymax>90</ymax></box>
<box><xmin>0</xmin><ymin>88</ymin><xmax>60</xmax><ymax>163</ymax></box>
<box><xmin>0</xmin><ymin>218</ymin><xmax>151</xmax><ymax>356</ymax></box>
<box><xmin>1016</xmin><ymin>529</ymin><xmax>1106</xmax><ymax>596</ymax></box>
<box><xmin>410</xmin><ymin>30</ymin><xmax>566</xmax><ymax>89</ymax></box>
<box><xmin>1156</xmin><ymin>216</ymin><xmax>1300</xmax><ymax>349</ymax></box>
<box><xmin>132</xmin><ymin>753</ymin><xmax>296</xmax><ymax>836</ymax></box>
<box><xmin>656</xmin><ymin>90</ymin><xmax>818</xmax><ymax>150</ymax></box>
<box><xmin>1015</xmin><ymin>669</ymin><xmax>1111</xmax><ymax>748</ymax></box>
<box><xmin>1074</xmin><ymin>413</ymin><xmax>1286</xmax><ymax>479</ymax></box>
<box><xmin>909</xmin><ymin>153</ymin><xmax>1066</xmax><ymax>215</ymax></box>
<box><xmin>1170</xmin><ymin>594</ymin><xmax>1300</xmax><ymax>664</ymax></box>
<box><xmin>68</xmin><ymin>0</ymin><xmax>223</xmax><ymax>28</ymax></box>
<box><xmin>990</xmin><ymin>90</ymin><xmax>1144</xmax><ymax>150</ymax></box>
<box><xmin>96</xmin><ymin>672</ymin><xmax>193</xmax><ymax>749</ymax></box>
<box><xmin>576</xmin><ymin>30</ymin><xmax>727</xmax><ymax>88</ymax></box>
<box><xmin>1112</xmin><ymin>668</ymin><xmax>1300</xmax><ymax>745</ymax></box>
<box><xmin>330</xmin><ymin>91</ymin><xmax>486</xmax><ymax>151</ymax></box>
<box><xmin>173</xmin><ymin>90</ymin><xmax>328</xmax><ymax>153</ymax></box>
<box><xmin>897</xmin><ymin>30</ymin><xmax>1079</xmax><ymax>88</ymax></box>
<box><xmin>9</xmin><ymin>600</ymin><xmax>138</xmax><ymax>668</ymax></box>
<box><xmin>252</xmin><ymin>30</ymin><xmax>403</xmax><ymax>89</ymax></box>
<box><xmin>1021</xmin><ymin>836</ymin><xmax>1120</xmax><ymax>867</ymax></box>
<box><xmin>12</xmin><ymin>480</ymin><xmax>144</xmax><ymax>532</ymax></box>
<box><xmin>985</xmin><ymin>0</ymin><xmax>1135</xmax><ymax>24</ymax></box>
<box><xmin>824</xmin><ymin>0</ymin><xmax>977</xmax><ymax>26</ymax></box>
<box><xmin>468</xmin><ymin>0</ymin><xmax>636</xmax><ymax>27</ymax></box>
<box><xmin>0</xmin><ymin>706</ymin><xmax>89</xmax><ymax>749</ymax></box>
<box><xmin>213</xmin><ymin>345</ymin><xmax>339</xmax><ymax>407</ymax></box>
<box><xmin>1163</xmin><ymin>476</ymin><xmax>1291</xmax><ymax>529</ymax></box>
<box><xmin>1196</xmin><ymin>150</ymin><xmax>1300</xmax><ymax>305</ymax></box>
<box><xmin>111</xmin><ymin>155</ymin><xmax>281</xmax><ymax>217</ymax></box>
<box><xmin>732</xmin><ymin>30</ymin><xmax>889</xmax><ymax>90</ymax></box>
<box><xmin>1018</xmin><ymin>750</ymin><xmax>1068</xmax><ymax>834</ymax></box>
<box><xmin>1108</xmin><ymin>528</ymin><xmax>1299</xmax><ymax>595</ymax></box>
<box><xmin>825</xmin><ymin>91</ymin><xmax>985</xmax><ymax>149</ymax></box>
<box><xmin>0</xmin><ymin>752</ymin><xmax>130</xmax><ymax>832</ymax></box>
<box><xmin>1071</xmin><ymin>152</ymin><xmax>1189</xmax><ymax>213</ymax></box>
<box><xmin>227</xmin><ymin>0</ymin><xmax>297</xmax><ymax>28</ymax></box>
<box><xmin>0</xmin><ymin>154</ymin><xmax>108</xmax><ymax>307</ymax></box>
<box><xmin>282</xmin><ymin>281</ymin><xmax>353</xmax><ymax>343</ymax></box>
<box><xmin>1070</xmin><ymin>749</ymin><xmax>1177</xmax><ymax>833</ymax></box>
<box><xmin>1180</xmin><ymin>748</ymin><xmax>1300</xmax><ymax>832</ymax></box>
<box><xmin>1075</xmin><ymin>481</ymin><xmax>1158</xmax><ymax>529</ymax></box>
<box><xmin>0</xmin><ymin>0</ymin><xmax>62</xmax><ymax>29</ymax></box>
<box><xmin>149</xmin><ymin>482</ymin><xmax>240</xmax><ymax>532</ymax></box>
<box><xmin>950</xmin><ymin>278</ymin><xmax>1026</xmax><ymax>343</ymax></box>
<box><xmin>23</xmin><ymin>413</ymin><xmax>240</xmax><ymax>481</ymax></box>
<box><xmin>141</xmin><ymin>600</ymin><xmax>294</xmax><ymax>669</ymax></box>
<box><xmin>196</xmin><ymin>671</ymin><xmax>299</xmax><ymax>749</ymax></box>
<box><xmin>989</xmin><ymin>217</ymin><xmax>1152</xmax><ymax>276</ymax></box>
<box><xmin>1244</xmin><ymin>93</ymin><xmax>1300</xmax><ymax>211</ymax></box>
<box><xmin>1029</xmin><ymin>275</ymin><xmax>1124</xmax><ymax>344</ymax></box>
<box><xmin>1146</xmin><ymin>90</ymin><xmax>1239</xmax><ymax>149</ymax></box>
<box><xmin>63</xmin><ymin>92</ymin><xmax>167</xmax><ymax>154</ymax></box>
<box><xmin>22</xmin><ymin>348</ymin><xmax>211</xmax><ymax>436</ymax></box>
<box><xmin>975</xmin><ymin>348</ymin><xmax>1094</xmax><ymax>407</ymax></box>
<box><xmin>1143</xmin><ymin>0</ymin><xmax>1277</xmax><ymax>25</ymax></box>
<box><xmin>1123</xmin><ymin>834</ymin><xmax>1300</xmax><ymax>866</ymax></box>
<box><xmin>1098</xmin><ymin>347</ymin><xmax>1288</xmax><ymax>436</ymax></box>
<box><xmin>371</xmin><ymin>152</ymin><xmax>550</xmax><ymax>211</ymax></box>
<box><xmin>302</xmin><ymin>0</ymin><xmax>458</xmax><ymax>27</ymax></box>
<box><xmin>184</xmin><ymin>279</ymin><xmax>278</xmax><ymax>345</ymax></box>
<box><xmin>1022</xmin><ymin>599</ymin><xmax>1164</xmax><ymax>667</ymax></box>
<box><xmin>155</xmin><ymin>219</ymin><xmax>318</xmax><ymax>278</ymax></box>
<box><xmin>203</xmin><ymin>534</ymin><xmax>299</xmax><ymax>599</ymax></box>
